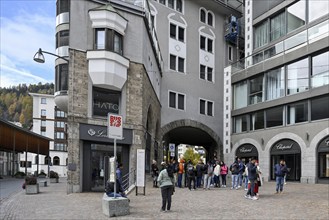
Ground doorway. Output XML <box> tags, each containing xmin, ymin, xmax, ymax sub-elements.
<box><xmin>271</xmin><ymin>154</ymin><xmax>301</xmax><ymax>181</ymax></box>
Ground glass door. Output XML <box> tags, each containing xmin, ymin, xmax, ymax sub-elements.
<box><xmin>318</xmin><ymin>153</ymin><xmax>329</xmax><ymax>179</ymax></box>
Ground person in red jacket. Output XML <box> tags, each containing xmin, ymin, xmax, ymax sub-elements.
<box><xmin>220</xmin><ymin>161</ymin><xmax>228</xmax><ymax>187</ymax></box>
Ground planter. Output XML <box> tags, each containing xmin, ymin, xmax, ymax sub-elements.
<box><xmin>25</xmin><ymin>183</ymin><xmax>39</xmax><ymax>194</ymax></box>
<box><xmin>50</xmin><ymin>178</ymin><xmax>59</xmax><ymax>183</ymax></box>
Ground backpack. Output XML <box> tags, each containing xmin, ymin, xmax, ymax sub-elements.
<box><xmin>166</xmin><ymin>166</ymin><xmax>174</xmax><ymax>178</ymax></box>
<box><xmin>230</xmin><ymin>163</ymin><xmax>238</xmax><ymax>173</ymax></box>
<box><xmin>187</xmin><ymin>164</ymin><xmax>194</xmax><ymax>175</ymax></box>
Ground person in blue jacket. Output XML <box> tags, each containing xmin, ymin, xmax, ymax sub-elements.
<box><xmin>274</xmin><ymin>159</ymin><xmax>288</xmax><ymax>194</ymax></box>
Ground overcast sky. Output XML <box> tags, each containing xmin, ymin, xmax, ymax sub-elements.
<box><xmin>0</xmin><ymin>0</ymin><xmax>56</xmax><ymax>88</ymax></box>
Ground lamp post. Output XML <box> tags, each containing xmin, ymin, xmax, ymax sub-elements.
<box><xmin>33</xmin><ymin>48</ymin><xmax>69</xmax><ymax>63</ymax></box>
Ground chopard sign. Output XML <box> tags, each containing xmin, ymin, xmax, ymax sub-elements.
<box><xmin>276</xmin><ymin>143</ymin><xmax>293</xmax><ymax>150</ymax></box>
<box><xmin>325</xmin><ymin>139</ymin><xmax>329</xmax><ymax>146</ymax></box>
<box><xmin>87</xmin><ymin>128</ymin><xmax>107</xmax><ymax>138</ymax></box>
<box><xmin>239</xmin><ymin>147</ymin><xmax>253</xmax><ymax>153</ymax></box>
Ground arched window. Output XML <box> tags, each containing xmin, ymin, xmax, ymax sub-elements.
<box><xmin>45</xmin><ymin>156</ymin><xmax>51</xmax><ymax>165</ymax></box>
<box><xmin>35</xmin><ymin>156</ymin><xmax>39</xmax><ymax>164</ymax></box>
<box><xmin>200</xmin><ymin>9</ymin><xmax>206</xmax><ymax>23</ymax></box>
<box><xmin>53</xmin><ymin>156</ymin><xmax>60</xmax><ymax>166</ymax></box>
<box><xmin>208</xmin><ymin>12</ymin><xmax>213</xmax><ymax>26</ymax></box>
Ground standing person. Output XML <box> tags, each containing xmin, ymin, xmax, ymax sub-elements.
<box><xmin>116</xmin><ymin>163</ymin><xmax>123</xmax><ymax>186</ymax></box>
<box><xmin>203</xmin><ymin>161</ymin><xmax>213</xmax><ymax>190</ymax></box>
<box><xmin>245</xmin><ymin>158</ymin><xmax>258</xmax><ymax>200</ymax></box>
<box><xmin>220</xmin><ymin>161</ymin><xmax>228</xmax><ymax>187</ymax></box>
<box><xmin>158</xmin><ymin>164</ymin><xmax>175</xmax><ymax>212</ymax></box>
<box><xmin>213</xmin><ymin>161</ymin><xmax>221</xmax><ymax>187</ymax></box>
<box><xmin>196</xmin><ymin>159</ymin><xmax>204</xmax><ymax>188</ymax></box>
<box><xmin>186</xmin><ymin>160</ymin><xmax>196</xmax><ymax>190</ymax></box>
<box><xmin>230</xmin><ymin>159</ymin><xmax>239</xmax><ymax>190</ymax></box>
<box><xmin>274</xmin><ymin>159</ymin><xmax>288</xmax><ymax>194</ymax></box>
<box><xmin>237</xmin><ymin>158</ymin><xmax>245</xmax><ymax>189</ymax></box>
<box><xmin>244</xmin><ymin>158</ymin><xmax>251</xmax><ymax>191</ymax></box>
<box><xmin>177</xmin><ymin>159</ymin><xmax>184</xmax><ymax>188</ymax></box>
<box><xmin>152</xmin><ymin>160</ymin><xmax>159</xmax><ymax>187</ymax></box>
<box><xmin>254</xmin><ymin>160</ymin><xmax>263</xmax><ymax>198</ymax></box>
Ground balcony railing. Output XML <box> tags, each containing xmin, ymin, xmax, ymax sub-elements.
<box><xmin>229</xmin><ymin>19</ymin><xmax>329</xmax><ymax>75</ymax></box>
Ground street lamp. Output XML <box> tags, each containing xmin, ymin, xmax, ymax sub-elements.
<box><xmin>33</xmin><ymin>48</ymin><xmax>69</xmax><ymax>63</ymax></box>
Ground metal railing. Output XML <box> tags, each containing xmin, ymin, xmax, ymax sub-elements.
<box><xmin>229</xmin><ymin>19</ymin><xmax>329</xmax><ymax>75</ymax></box>
<box><xmin>121</xmin><ymin>169</ymin><xmax>136</xmax><ymax>192</ymax></box>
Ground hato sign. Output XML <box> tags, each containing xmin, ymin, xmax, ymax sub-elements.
<box><xmin>107</xmin><ymin>114</ymin><xmax>123</xmax><ymax>139</ymax></box>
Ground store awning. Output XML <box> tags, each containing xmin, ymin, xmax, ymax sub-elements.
<box><xmin>0</xmin><ymin>118</ymin><xmax>51</xmax><ymax>155</ymax></box>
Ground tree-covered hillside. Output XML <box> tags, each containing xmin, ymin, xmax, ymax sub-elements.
<box><xmin>0</xmin><ymin>83</ymin><xmax>54</xmax><ymax>128</ymax></box>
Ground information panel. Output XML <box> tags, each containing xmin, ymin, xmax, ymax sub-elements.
<box><xmin>136</xmin><ymin>149</ymin><xmax>145</xmax><ymax>187</ymax></box>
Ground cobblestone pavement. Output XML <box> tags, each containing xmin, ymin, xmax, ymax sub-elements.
<box><xmin>0</xmin><ymin>177</ymin><xmax>328</xmax><ymax>220</ymax></box>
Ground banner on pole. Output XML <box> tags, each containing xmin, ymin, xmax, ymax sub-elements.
<box><xmin>109</xmin><ymin>157</ymin><xmax>116</xmax><ymax>182</ymax></box>
<box><xmin>169</xmin><ymin>143</ymin><xmax>175</xmax><ymax>152</ymax></box>
<box><xmin>107</xmin><ymin>114</ymin><xmax>123</xmax><ymax>139</ymax></box>
<box><xmin>136</xmin><ymin>149</ymin><xmax>145</xmax><ymax>187</ymax></box>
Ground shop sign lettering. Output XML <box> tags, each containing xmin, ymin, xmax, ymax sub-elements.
<box><xmin>276</xmin><ymin>143</ymin><xmax>293</xmax><ymax>150</ymax></box>
<box><xmin>93</xmin><ymin>101</ymin><xmax>119</xmax><ymax>111</ymax></box>
<box><xmin>87</xmin><ymin>128</ymin><xmax>107</xmax><ymax>138</ymax></box>
<box><xmin>325</xmin><ymin>139</ymin><xmax>329</xmax><ymax>146</ymax></box>
<box><xmin>239</xmin><ymin>147</ymin><xmax>253</xmax><ymax>153</ymax></box>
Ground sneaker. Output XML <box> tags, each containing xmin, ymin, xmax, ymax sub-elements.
<box><xmin>274</xmin><ymin>191</ymin><xmax>279</xmax><ymax>194</ymax></box>
<box><xmin>251</xmin><ymin>196</ymin><xmax>258</xmax><ymax>200</ymax></box>
<box><xmin>235</xmin><ymin>187</ymin><xmax>239</xmax><ymax>190</ymax></box>
<box><xmin>238</xmin><ymin>186</ymin><xmax>241</xmax><ymax>189</ymax></box>
<box><xmin>244</xmin><ymin>188</ymin><xmax>248</xmax><ymax>191</ymax></box>
<box><xmin>245</xmin><ymin>195</ymin><xmax>251</xmax><ymax>199</ymax></box>
<box><xmin>230</xmin><ymin>187</ymin><xmax>234</xmax><ymax>190</ymax></box>
<box><xmin>224</xmin><ymin>185</ymin><xmax>226</xmax><ymax>188</ymax></box>
<box><xmin>160</xmin><ymin>209</ymin><xmax>166</xmax><ymax>213</ymax></box>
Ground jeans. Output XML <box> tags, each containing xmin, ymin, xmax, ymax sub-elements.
<box><xmin>276</xmin><ymin>176</ymin><xmax>284</xmax><ymax>192</ymax></box>
<box><xmin>161</xmin><ymin>185</ymin><xmax>173</xmax><ymax>211</ymax></box>
<box><xmin>238</xmin><ymin>173</ymin><xmax>243</xmax><ymax>186</ymax></box>
<box><xmin>247</xmin><ymin>179</ymin><xmax>256</xmax><ymax>197</ymax></box>
<box><xmin>214</xmin><ymin>175</ymin><xmax>220</xmax><ymax>186</ymax></box>
<box><xmin>177</xmin><ymin>173</ymin><xmax>183</xmax><ymax>188</ymax></box>
<box><xmin>231</xmin><ymin>174</ymin><xmax>238</xmax><ymax>188</ymax></box>
<box><xmin>221</xmin><ymin>174</ymin><xmax>227</xmax><ymax>186</ymax></box>
<box><xmin>203</xmin><ymin>174</ymin><xmax>211</xmax><ymax>189</ymax></box>
<box><xmin>244</xmin><ymin>176</ymin><xmax>248</xmax><ymax>189</ymax></box>
<box><xmin>188</xmin><ymin>176</ymin><xmax>196</xmax><ymax>190</ymax></box>
<box><xmin>196</xmin><ymin>176</ymin><xmax>202</xmax><ymax>188</ymax></box>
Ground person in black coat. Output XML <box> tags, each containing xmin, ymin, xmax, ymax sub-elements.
<box><xmin>245</xmin><ymin>157</ymin><xmax>258</xmax><ymax>200</ymax></box>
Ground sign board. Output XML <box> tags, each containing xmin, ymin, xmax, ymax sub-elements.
<box><xmin>170</xmin><ymin>152</ymin><xmax>175</xmax><ymax>157</ymax></box>
<box><xmin>136</xmin><ymin>149</ymin><xmax>145</xmax><ymax>187</ymax></box>
<box><xmin>109</xmin><ymin>157</ymin><xmax>116</xmax><ymax>182</ymax></box>
<box><xmin>107</xmin><ymin>114</ymin><xmax>123</xmax><ymax>139</ymax></box>
<box><xmin>169</xmin><ymin>143</ymin><xmax>175</xmax><ymax>152</ymax></box>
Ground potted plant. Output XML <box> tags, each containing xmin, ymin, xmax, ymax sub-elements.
<box><xmin>14</xmin><ymin>171</ymin><xmax>26</xmax><ymax>179</ymax></box>
<box><xmin>38</xmin><ymin>170</ymin><xmax>47</xmax><ymax>178</ymax></box>
<box><xmin>49</xmin><ymin>170</ymin><xmax>59</xmax><ymax>183</ymax></box>
<box><xmin>23</xmin><ymin>176</ymin><xmax>39</xmax><ymax>194</ymax></box>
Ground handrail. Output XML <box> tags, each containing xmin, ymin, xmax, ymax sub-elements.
<box><xmin>228</xmin><ymin>19</ymin><xmax>329</xmax><ymax>75</ymax></box>
<box><xmin>121</xmin><ymin>169</ymin><xmax>136</xmax><ymax>191</ymax></box>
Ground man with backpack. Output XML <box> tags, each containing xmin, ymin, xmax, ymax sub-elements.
<box><xmin>186</xmin><ymin>160</ymin><xmax>196</xmax><ymax>190</ymax></box>
<box><xmin>230</xmin><ymin>159</ymin><xmax>239</xmax><ymax>190</ymax></box>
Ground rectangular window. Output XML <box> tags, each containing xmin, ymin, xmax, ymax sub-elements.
<box><xmin>56</xmin><ymin>30</ymin><xmax>69</xmax><ymax>49</ymax></box>
<box><xmin>178</xmin><ymin>94</ymin><xmax>185</xmax><ymax>110</ymax></box>
<box><xmin>200</xmin><ymin>100</ymin><xmax>206</xmax><ymax>114</ymax></box>
<box><xmin>266</xmin><ymin>106</ymin><xmax>283</xmax><ymax>128</ymax></box>
<box><xmin>93</xmin><ymin>87</ymin><xmax>120</xmax><ymax>117</ymax></box>
<box><xmin>200</xmin><ymin>99</ymin><xmax>213</xmax><ymax>116</ymax></box>
<box><xmin>169</xmin><ymin>92</ymin><xmax>176</xmax><ymax>108</ymax></box>
<box><xmin>287</xmin><ymin>58</ymin><xmax>309</xmax><ymax>95</ymax></box>
<box><xmin>254</xmin><ymin>21</ymin><xmax>268</xmax><ymax>48</ymax></box>
<box><xmin>41</xmin><ymin>98</ymin><xmax>47</xmax><ymax>104</ymax></box>
<box><xmin>170</xmin><ymin>23</ymin><xmax>176</xmax><ymax>38</ymax></box>
<box><xmin>309</xmin><ymin>0</ymin><xmax>329</xmax><ymax>22</ymax></box>
<box><xmin>168</xmin><ymin>0</ymin><xmax>174</xmax><ymax>9</ymax></box>
<box><xmin>249</xmin><ymin>74</ymin><xmax>264</xmax><ymax>105</ymax></box>
<box><xmin>55</xmin><ymin>63</ymin><xmax>68</xmax><ymax>92</ymax></box>
<box><xmin>287</xmin><ymin>1</ymin><xmax>305</xmax><ymax>33</ymax></box>
<box><xmin>311</xmin><ymin>95</ymin><xmax>329</xmax><ymax>121</ymax></box>
<box><xmin>200</xmin><ymin>65</ymin><xmax>206</xmax><ymax>79</ymax></box>
<box><xmin>270</xmin><ymin>11</ymin><xmax>285</xmax><ymax>41</ymax></box>
<box><xmin>265</xmin><ymin>67</ymin><xmax>285</xmax><ymax>101</ymax></box>
<box><xmin>56</xmin><ymin>0</ymin><xmax>70</xmax><ymax>15</ymax></box>
<box><xmin>200</xmin><ymin>36</ymin><xmax>206</xmax><ymax>50</ymax></box>
<box><xmin>178</xmin><ymin>27</ymin><xmax>184</xmax><ymax>42</ymax></box>
<box><xmin>228</xmin><ymin>46</ymin><xmax>233</xmax><ymax>61</ymax></box>
<box><xmin>234</xmin><ymin>115</ymin><xmax>248</xmax><ymax>133</ymax></box>
<box><xmin>170</xmin><ymin>54</ymin><xmax>176</xmax><ymax>70</ymax></box>
<box><xmin>41</xmin><ymin>109</ymin><xmax>46</xmax><ymax>117</ymax></box>
<box><xmin>113</xmin><ymin>33</ymin><xmax>123</xmax><ymax>54</ymax></box>
<box><xmin>159</xmin><ymin>0</ymin><xmax>165</xmax><ymax>5</ymax></box>
<box><xmin>287</xmin><ymin>101</ymin><xmax>308</xmax><ymax>125</ymax></box>
<box><xmin>95</xmin><ymin>29</ymin><xmax>105</xmax><ymax>49</ymax></box>
<box><xmin>312</xmin><ymin>51</ymin><xmax>329</xmax><ymax>88</ymax></box>
<box><xmin>176</xmin><ymin>0</ymin><xmax>182</xmax><ymax>12</ymax></box>
<box><xmin>41</xmin><ymin>120</ymin><xmax>46</xmax><ymax>127</ymax></box>
<box><xmin>233</xmin><ymin>81</ymin><xmax>247</xmax><ymax>109</ymax></box>
<box><xmin>178</xmin><ymin>57</ymin><xmax>184</xmax><ymax>73</ymax></box>
<box><xmin>207</xmin><ymin>67</ymin><xmax>213</xmax><ymax>82</ymax></box>
<box><xmin>250</xmin><ymin>111</ymin><xmax>264</xmax><ymax>130</ymax></box>
<box><xmin>207</xmin><ymin>39</ymin><xmax>213</xmax><ymax>53</ymax></box>
<box><xmin>169</xmin><ymin>91</ymin><xmax>185</xmax><ymax>110</ymax></box>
